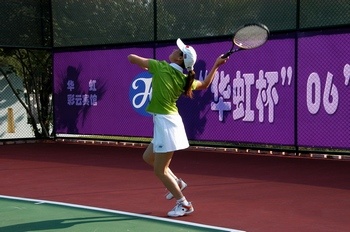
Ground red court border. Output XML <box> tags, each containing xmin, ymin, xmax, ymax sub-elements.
<box><xmin>1</xmin><ymin>141</ymin><xmax>349</xmax><ymax>232</ymax></box>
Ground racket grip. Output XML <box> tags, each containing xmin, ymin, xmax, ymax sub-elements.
<box><xmin>221</xmin><ymin>51</ymin><xmax>232</xmax><ymax>58</ymax></box>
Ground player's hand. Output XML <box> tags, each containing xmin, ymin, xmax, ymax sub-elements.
<box><xmin>214</xmin><ymin>55</ymin><xmax>229</xmax><ymax>68</ymax></box>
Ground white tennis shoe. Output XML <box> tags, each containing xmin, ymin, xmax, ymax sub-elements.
<box><xmin>167</xmin><ymin>202</ymin><xmax>194</xmax><ymax>217</ymax></box>
<box><xmin>165</xmin><ymin>179</ymin><xmax>187</xmax><ymax>200</ymax></box>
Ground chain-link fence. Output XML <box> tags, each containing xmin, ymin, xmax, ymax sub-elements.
<box><xmin>0</xmin><ymin>0</ymin><xmax>52</xmax><ymax>140</ymax></box>
<box><xmin>49</xmin><ymin>0</ymin><xmax>350</xmax><ymax>47</ymax></box>
<box><xmin>1</xmin><ymin>0</ymin><xmax>349</xmax><ymax>153</ymax></box>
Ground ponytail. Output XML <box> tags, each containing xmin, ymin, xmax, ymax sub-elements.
<box><xmin>179</xmin><ymin>51</ymin><xmax>195</xmax><ymax>98</ymax></box>
<box><xmin>184</xmin><ymin>70</ymin><xmax>195</xmax><ymax>98</ymax></box>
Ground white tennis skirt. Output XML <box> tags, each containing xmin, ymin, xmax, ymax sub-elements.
<box><xmin>151</xmin><ymin>113</ymin><xmax>189</xmax><ymax>153</ymax></box>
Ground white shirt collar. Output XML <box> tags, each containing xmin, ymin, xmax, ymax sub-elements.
<box><xmin>169</xmin><ymin>63</ymin><xmax>183</xmax><ymax>73</ymax></box>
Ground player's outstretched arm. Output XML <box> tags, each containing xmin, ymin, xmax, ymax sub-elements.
<box><xmin>195</xmin><ymin>55</ymin><xmax>228</xmax><ymax>90</ymax></box>
<box><xmin>128</xmin><ymin>54</ymin><xmax>150</xmax><ymax>70</ymax></box>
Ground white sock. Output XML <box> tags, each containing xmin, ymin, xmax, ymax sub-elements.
<box><xmin>177</xmin><ymin>197</ymin><xmax>189</xmax><ymax>206</ymax></box>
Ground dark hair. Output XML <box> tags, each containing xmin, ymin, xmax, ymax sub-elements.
<box><xmin>184</xmin><ymin>70</ymin><xmax>195</xmax><ymax>98</ymax></box>
<box><xmin>179</xmin><ymin>51</ymin><xmax>195</xmax><ymax>98</ymax></box>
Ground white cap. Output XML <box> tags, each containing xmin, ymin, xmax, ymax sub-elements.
<box><xmin>176</xmin><ymin>38</ymin><xmax>197</xmax><ymax>71</ymax></box>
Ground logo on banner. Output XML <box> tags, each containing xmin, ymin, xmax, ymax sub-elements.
<box><xmin>129</xmin><ymin>71</ymin><xmax>152</xmax><ymax>116</ymax></box>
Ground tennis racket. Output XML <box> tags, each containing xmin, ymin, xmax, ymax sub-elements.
<box><xmin>222</xmin><ymin>23</ymin><xmax>270</xmax><ymax>58</ymax></box>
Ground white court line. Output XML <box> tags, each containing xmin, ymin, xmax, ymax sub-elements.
<box><xmin>0</xmin><ymin>195</ymin><xmax>245</xmax><ymax>232</ymax></box>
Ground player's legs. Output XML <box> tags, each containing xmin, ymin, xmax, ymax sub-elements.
<box><xmin>143</xmin><ymin>143</ymin><xmax>193</xmax><ymax>217</ymax></box>
<box><xmin>153</xmin><ymin>151</ymin><xmax>183</xmax><ymax>200</ymax></box>
<box><xmin>143</xmin><ymin>143</ymin><xmax>155</xmax><ymax>166</ymax></box>
<box><xmin>143</xmin><ymin>143</ymin><xmax>179</xmax><ymax>181</ymax></box>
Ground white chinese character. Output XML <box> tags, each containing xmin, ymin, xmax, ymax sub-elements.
<box><xmin>211</xmin><ymin>71</ymin><xmax>232</xmax><ymax>121</ymax></box>
<box><xmin>83</xmin><ymin>94</ymin><xmax>90</xmax><ymax>105</ymax></box>
<box><xmin>232</xmin><ymin>71</ymin><xmax>255</xmax><ymax>122</ymax></box>
<box><xmin>90</xmin><ymin>94</ymin><xmax>98</xmax><ymax>106</ymax></box>
<box><xmin>256</xmin><ymin>71</ymin><xmax>279</xmax><ymax>123</ymax></box>
<box><xmin>75</xmin><ymin>94</ymin><xmax>82</xmax><ymax>105</ymax></box>
<box><xmin>232</xmin><ymin>71</ymin><xmax>245</xmax><ymax>120</ymax></box>
<box><xmin>256</xmin><ymin>70</ymin><xmax>267</xmax><ymax>122</ymax></box>
<box><xmin>265</xmin><ymin>71</ymin><xmax>279</xmax><ymax>123</ymax></box>
<box><xmin>67</xmin><ymin>80</ymin><xmax>75</xmax><ymax>91</ymax></box>
<box><xmin>89</xmin><ymin>79</ymin><xmax>97</xmax><ymax>91</ymax></box>
<box><xmin>67</xmin><ymin>94</ymin><xmax>75</xmax><ymax>105</ymax></box>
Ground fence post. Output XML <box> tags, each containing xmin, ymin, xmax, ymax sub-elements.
<box><xmin>7</xmin><ymin>108</ymin><xmax>15</xmax><ymax>133</ymax></box>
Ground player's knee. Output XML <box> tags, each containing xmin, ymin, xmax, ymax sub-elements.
<box><xmin>143</xmin><ymin>153</ymin><xmax>153</xmax><ymax>165</ymax></box>
<box><xmin>153</xmin><ymin>167</ymin><xmax>166</xmax><ymax>179</ymax></box>
<box><xmin>142</xmin><ymin>144</ymin><xmax>154</xmax><ymax>165</ymax></box>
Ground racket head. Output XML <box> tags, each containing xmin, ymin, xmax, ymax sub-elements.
<box><xmin>232</xmin><ymin>23</ymin><xmax>270</xmax><ymax>49</ymax></box>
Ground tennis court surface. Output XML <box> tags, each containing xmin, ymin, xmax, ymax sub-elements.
<box><xmin>1</xmin><ymin>195</ymin><xmax>239</xmax><ymax>232</ymax></box>
<box><xmin>1</xmin><ymin>142</ymin><xmax>349</xmax><ymax>232</ymax></box>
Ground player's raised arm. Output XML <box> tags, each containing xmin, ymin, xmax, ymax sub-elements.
<box><xmin>195</xmin><ymin>55</ymin><xmax>228</xmax><ymax>90</ymax></box>
<box><xmin>127</xmin><ymin>54</ymin><xmax>150</xmax><ymax>70</ymax></box>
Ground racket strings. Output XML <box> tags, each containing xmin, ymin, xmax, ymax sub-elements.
<box><xmin>234</xmin><ymin>25</ymin><xmax>268</xmax><ymax>49</ymax></box>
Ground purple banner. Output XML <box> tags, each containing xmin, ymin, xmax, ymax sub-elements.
<box><xmin>54</xmin><ymin>39</ymin><xmax>295</xmax><ymax>145</ymax></box>
<box><xmin>155</xmin><ymin>38</ymin><xmax>295</xmax><ymax>145</ymax></box>
<box><xmin>54</xmin><ymin>48</ymin><xmax>154</xmax><ymax>136</ymax></box>
<box><xmin>298</xmin><ymin>31</ymin><xmax>350</xmax><ymax>148</ymax></box>
<box><xmin>53</xmin><ymin>31</ymin><xmax>350</xmax><ymax>149</ymax></box>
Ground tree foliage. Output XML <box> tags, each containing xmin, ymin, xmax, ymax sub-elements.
<box><xmin>0</xmin><ymin>49</ymin><xmax>52</xmax><ymax>138</ymax></box>
<box><xmin>0</xmin><ymin>0</ymin><xmax>51</xmax><ymax>47</ymax></box>
<box><xmin>51</xmin><ymin>0</ymin><xmax>299</xmax><ymax>46</ymax></box>
<box><xmin>52</xmin><ymin>0</ymin><xmax>154</xmax><ymax>46</ymax></box>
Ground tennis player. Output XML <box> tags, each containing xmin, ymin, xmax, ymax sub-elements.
<box><xmin>128</xmin><ymin>38</ymin><xmax>228</xmax><ymax>217</ymax></box>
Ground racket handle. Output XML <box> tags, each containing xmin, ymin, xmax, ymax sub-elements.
<box><xmin>221</xmin><ymin>51</ymin><xmax>233</xmax><ymax>58</ymax></box>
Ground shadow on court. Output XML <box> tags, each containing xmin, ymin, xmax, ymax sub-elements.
<box><xmin>0</xmin><ymin>197</ymin><xmax>236</xmax><ymax>232</ymax></box>
<box><xmin>0</xmin><ymin>216</ymin><xmax>129</xmax><ymax>232</ymax></box>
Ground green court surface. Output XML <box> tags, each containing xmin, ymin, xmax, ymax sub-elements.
<box><xmin>0</xmin><ymin>196</ymin><xmax>242</xmax><ymax>232</ymax></box>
